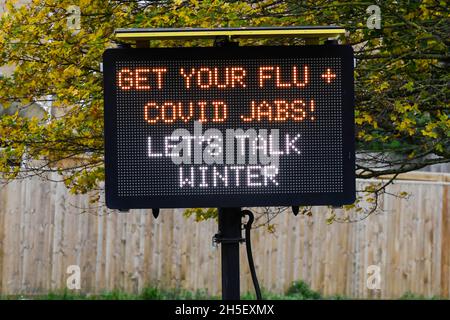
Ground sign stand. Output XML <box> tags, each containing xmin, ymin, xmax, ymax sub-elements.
<box><xmin>216</xmin><ymin>207</ymin><xmax>243</xmax><ymax>300</ymax></box>
<box><xmin>212</xmin><ymin>38</ymin><xmax>243</xmax><ymax>300</ymax></box>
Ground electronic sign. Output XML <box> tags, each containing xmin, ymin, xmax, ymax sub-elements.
<box><xmin>103</xmin><ymin>45</ymin><xmax>355</xmax><ymax>209</ymax></box>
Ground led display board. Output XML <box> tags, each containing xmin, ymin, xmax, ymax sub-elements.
<box><xmin>103</xmin><ymin>45</ymin><xmax>355</xmax><ymax>209</ymax></box>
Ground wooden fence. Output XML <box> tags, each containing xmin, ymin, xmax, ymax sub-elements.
<box><xmin>0</xmin><ymin>172</ymin><xmax>449</xmax><ymax>298</ymax></box>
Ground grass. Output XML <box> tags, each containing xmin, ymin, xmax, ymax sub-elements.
<box><xmin>0</xmin><ymin>281</ymin><xmax>446</xmax><ymax>300</ymax></box>
<box><xmin>398</xmin><ymin>291</ymin><xmax>446</xmax><ymax>300</ymax></box>
<box><xmin>3</xmin><ymin>287</ymin><xmax>216</xmax><ymax>301</ymax></box>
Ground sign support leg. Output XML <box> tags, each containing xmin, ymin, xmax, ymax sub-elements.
<box><xmin>217</xmin><ymin>207</ymin><xmax>242</xmax><ymax>300</ymax></box>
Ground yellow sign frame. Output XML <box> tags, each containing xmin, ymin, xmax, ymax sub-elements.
<box><xmin>114</xmin><ymin>27</ymin><xmax>346</xmax><ymax>41</ymax></box>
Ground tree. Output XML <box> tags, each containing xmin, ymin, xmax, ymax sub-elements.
<box><xmin>0</xmin><ymin>0</ymin><xmax>448</xmax><ymax>222</ymax></box>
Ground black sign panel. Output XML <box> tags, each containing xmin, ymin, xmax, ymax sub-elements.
<box><xmin>103</xmin><ymin>45</ymin><xmax>355</xmax><ymax>209</ymax></box>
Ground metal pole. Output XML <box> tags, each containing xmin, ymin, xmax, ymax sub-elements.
<box><xmin>218</xmin><ymin>207</ymin><xmax>242</xmax><ymax>300</ymax></box>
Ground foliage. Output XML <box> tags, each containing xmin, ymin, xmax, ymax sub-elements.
<box><xmin>2</xmin><ymin>281</ymin><xmax>447</xmax><ymax>300</ymax></box>
<box><xmin>285</xmin><ymin>280</ymin><xmax>322</xmax><ymax>299</ymax></box>
<box><xmin>140</xmin><ymin>287</ymin><xmax>213</xmax><ymax>300</ymax></box>
<box><xmin>399</xmin><ymin>291</ymin><xmax>444</xmax><ymax>300</ymax></box>
<box><xmin>0</xmin><ymin>1</ymin><xmax>448</xmax><ymax>220</ymax></box>
<box><xmin>3</xmin><ymin>282</ymin><xmax>322</xmax><ymax>300</ymax></box>
<box><xmin>1</xmin><ymin>287</ymin><xmax>214</xmax><ymax>300</ymax></box>
<box><xmin>243</xmin><ymin>280</ymin><xmax>324</xmax><ymax>300</ymax></box>
<box><xmin>184</xmin><ymin>207</ymin><xmax>218</xmax><ymax>221</ymax></box>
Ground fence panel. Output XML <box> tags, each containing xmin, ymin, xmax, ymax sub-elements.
<box><xmin>0</xmin><ymin>172</ymin><xmax>449</xmax><ymax>298</ymax></box>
